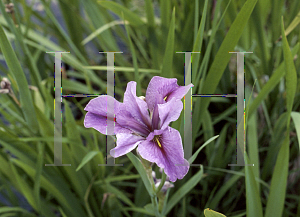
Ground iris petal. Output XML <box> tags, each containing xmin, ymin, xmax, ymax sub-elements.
<box><xmin>111</xmin><ymin>133</ymin><xmax>144</xmax><ymax>157</ymax></box>
<box><xmin>123</xmin><ymin>81</ymin><xmax>151</xmax><ymax>129</ymax></box>
<box><xmin>146</xmin><ymin>76</ymin><xmax>178</xmax><ymax>111</ymax></box>
<box><xmin>117</xmin><ymin>108</ymin><xmax>150</xmax><ymax>137</ymax></box>
<box><xmin>158</xmin><ymin>97</ymin><xmax>183</xmax><ymax>130</ymax></box>
<box><xmin>151</xmin><ymin>102</ymin><xmax>160</xmax><ymax>130</ymax></box>
<box><xmin>137</xmin><ymin>127</ymin><xmax>189</xmax><ymax>182</ymax></box>
<box><xmin>84</xmin><ymin>95</ymin><xmax>132</xmax><ymax>135</ymax></box>
<box><xmin>166</xmin><ymin>84</ymin><xmax>193</xmax><ymax>102</ymax></box>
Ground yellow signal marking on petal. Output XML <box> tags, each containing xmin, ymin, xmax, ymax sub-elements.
<box><xmin>164</xmin><ymin>96</ymin><xmax>167</xmax><ymax>101</ymax></box>
<box><xmin>155</xmin><ymin>137</ymin><xmax>162</xmax><ymax>148</ymax></box>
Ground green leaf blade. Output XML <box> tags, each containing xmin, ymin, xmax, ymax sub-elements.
<box><xmin>0</xmin><ymin>24</ymin><xmax>38</xmax><ymax>133</ymax></box>
<box><xmin>264</xmin><ymin>136</ymin><xmax>289</xmax><ymax>217</ymax></box>
<box><xmin>164</xmin><ymin>165</ymin><xmax>204</xmax><ymax>215</ymax></box>
<box><xmin>291</xmin><ymin>112</ymin><xmax>300</xmax><ymax>152</ymax></box>
<box><xmin>76</xmin><ymin>151</ymin><xmax>99</xmax><ymax>172</ymax></box>
<box><xmin>281</xmin><ymin>18</ymin><xmax>297</xmax><ymax>127</ymax></box>
<box><xmin>126</xmin><ymin>152</ymin><xmax>155</xmax><ymax>197</ymax></box>
<box><xmin>265</xmin><ymin>18</ymin><xmax>296</xmax><ymax>217</ymax></box>
<box><xmin>98</xmin><ymin>1</ymin><xmax>145</xmax><ymax>26</ymax></box>
<box><xmin>245</xmin><ymin>155</ymin><xmax>263</xmax><ymax>217</ymax></box>
<box><xmin>188</xmin><ymin>135</ymin><xmax>219</xmax><ymax>164</ymax></box>
<box><xmin>194</xmin><ymin>0</ymin><xmax>258</xmax><ymax>135</ymax></box>
<box><xmin>161</xmin><ymin>8</ymin><xmax>175</xmax><ymax>78</ymax></box>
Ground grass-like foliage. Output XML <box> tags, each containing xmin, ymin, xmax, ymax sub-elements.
<box><xmin>0</xmin><ymin>0</ymin><xmax>300</xmax><ymax>216</ymax></box>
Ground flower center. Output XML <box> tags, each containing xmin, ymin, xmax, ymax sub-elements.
<box><xmin>153</xmin><ymin>135</ymin><xmax>162</xmax><ymax>148</ymax></box>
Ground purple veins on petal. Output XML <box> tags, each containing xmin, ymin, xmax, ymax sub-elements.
<box><xmin>123</xmin><ymin>81</ymin><xmax>151</xmax><ymax>129</ymax></box>
<box><xmin>146</xmin><ymin>77</ymin><xmax>178</xmax><ymax>111</ymax></box>
<box><xmin>158</xmin><ymin>97</ymin><xmax>183</xmax><ymax>130</ymax></box>
<box><xmin>116</xmin><ymin>107</ymin><xmax>150</xmax><ymax>137</ymax></box>
<box><xmin>166</xmin><ymin>84</ymin><xmax>194</xmax><ymax>102</ymax></box>
<box><xmin>110</xmin><ymin>133</ymin><xmax>144</xmax><ymax>158</ymax></box>
<box><xmin>84</xmin><ymin>95</ymin><xmax>132</xmax><ymax>135</ymax></box>
<box><xmin>138</xmin><ymin>127</ymin><xmax>189</xmax><ymax>182</ymax></box>
<box><xmin>151</xmin><ymin>102</ymin><xmax>160</xmax><ymax>131</ymax></box>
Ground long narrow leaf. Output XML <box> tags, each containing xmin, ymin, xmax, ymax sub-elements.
<box><xmin>0</xmin><ymin>24</ymin><xmax>38</xmax><ymax>133</ymax></box>
<box><xmin>193</xmin><ymin>0</ymin><xmax>258</xmax><ymax>140</ymax></box>
<box><xmin>161</xmin><ymin>8</ymin><xmax>175</xmax><ymax>78</ymax></box>
<box><xmin>265</xmin><ymin>18</ymin><xmax>297</xmax><ymax>217</ymax></box>
<box><xmin>164</xmin><ymin>165</ymin><xmax>204</xmax><ymax>215</ymax></box>
<box><xmin>291</xmin><ymin>112</ymin><xmax>300</xmax><ymax>152</ymax></box>
<box><xmin>126</xmin><ymin>152</ymin><xmax>155</xmax><ymax>197</ymax></box>
<box><xmin>188</xmin><ymin>135</ymin><xmax>219</xmax><ymax>164</ymax></box>
<box><xmin>245</xmin><ymin>154</ymin><xmax>263</xmax><ymax>217</ymax></box>
<box><xmin>98</xmin><ymin>1</ymin><xmax>145</xmax><ymax>26</ymax></box>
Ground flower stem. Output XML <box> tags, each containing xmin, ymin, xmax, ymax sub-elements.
<box><xmin>155</xmin><ymin>169</ymin><xmax>166</xmax><ymax>193</ymax></box>
<box><xmin>157</xmin><ymin>192</ymin><xmax>165</xmax><ymax>213</ymax></box>
<box><xmin>140</xmin><ymin>157</ymin><xmax>156</xmax><ymax>191</ymax></box>
<box><xmin>139</xmin><ymin>156</ymin><xmax>169</xmax><ymax>216</ymax></box>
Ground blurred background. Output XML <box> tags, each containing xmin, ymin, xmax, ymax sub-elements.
<box><xmin>0</xmin><ymin>0</ymin><xmax>299</xmax><ymax>216</ymax></box>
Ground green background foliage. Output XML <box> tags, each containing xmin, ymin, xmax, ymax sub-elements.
<box><xmin>0</xmin><ymin>0</ymin><xmax>299</xmax><ymax>216</ymax></box>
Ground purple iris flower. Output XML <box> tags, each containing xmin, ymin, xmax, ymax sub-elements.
<box><xmin>84</xmin><ymin>76</ymin><xmax>193</xmax><ymax>182</ymax></box>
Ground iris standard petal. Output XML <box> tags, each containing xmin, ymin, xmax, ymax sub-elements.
<box><xmin>137</xmin><ymin>127</ymin><xmax>189</xmax><ymax>182</ymax></box>
<box><xmin>151</xmin><ymin>102</ymin><xmax>160</xmax><ymax>130</ymax></box>
<box><xmin>158</xmin><ymin>97</ymin><xmax>183</xmax><ymax>130</ymax></box>
<box><xmin>110</xmin><ymin>133</ymin><xmax>145</xmax><ymax>158</ymax></box>
<box><xmin>146</xmin><ymin>76</ymin><xmax>178</xmax><ymax>111</ymax></box>
<box><xmin>123</xmin><ymin>81</ymin><xmax>151</xmax><ymax>129</ymax></box>
<box><xmin>166</xmin><ymin>83</ymin><xmax>193</xmax><ymax>102</ymax></box>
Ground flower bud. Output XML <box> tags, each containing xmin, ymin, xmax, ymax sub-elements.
<box><xmin>138</xmin><ymin>96</ymin><xmax>145</xmax><ymax>101</ymax></box>
<box><xmin>1</xmin><ymin>77</ymin><xmax>11</xmax><ymax>90</ymax></box>
<box><xmin>155</xmin><ymin>179</ymin><xmax>174</xmax><ymax>193</ymax></box>
<box><xmin>152</xmin><ymin>171</ymin><xmax>156</xmax><ymax>180</ymax></box>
